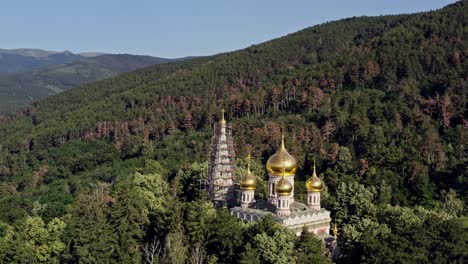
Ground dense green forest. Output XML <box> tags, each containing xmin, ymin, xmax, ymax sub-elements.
<box><xmin>0</xmin><ymin>1</ymin><xmax>466</xmax><ymax>263</ymax></box>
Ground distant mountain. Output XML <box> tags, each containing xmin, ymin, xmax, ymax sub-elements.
<box><xmin>78</xmin><ymin>52</ymin><xmax>109</xmax><ymax>57</ymax></box>
<box><xmin>0</xmin><ymin>54</ymin><xmax>177</xmax><ymax>113</ymax></box>
<box><xmin>0</xmin><ymin>48</ymin><xmax>61</xmax><ymax>58</ymax></box>
<box><xmin>0</xmin><ymin>48</ymin><xmax>89</xmax><ymax>73</ymax></box>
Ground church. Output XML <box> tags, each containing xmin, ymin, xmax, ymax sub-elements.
<box><xmin>207</xmin><ymin>110</ymin><xmax>331</xmax><ymax>236</ymax></box>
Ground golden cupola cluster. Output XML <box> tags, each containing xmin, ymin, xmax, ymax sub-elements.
<box><xmin>275</xmin><ymin>160</ymin><xmax>293</xmax><ymax>196</ymax></box>
<box><xmin>305</xmin><ymin>161</ymin><xmax>323</xmax><ymax>192</ymax></box>
<box><xmin>266</xmin><ymin>135</ymin><xmax>297</xmax><ymax>176</ymax></box>
<box><xmin>240</xmin><ymin>155</ymin><xmax>257</xmax><ymax>190</ymax></box>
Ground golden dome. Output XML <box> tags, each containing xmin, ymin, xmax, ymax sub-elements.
<box><xmin>266</xmin><ymin>135</ymin><xmax>297</xmax><ymax>176</ymax></box>
<box><xmin>240</xmin><ymin>155</ymin><xmax>257</xmax><ymax>190</ymax></box>
<box><xmin>276</xmin><ymin>177</ymin><xmax>293</xmax><ymax>196</ymax></box>
<box><xmin>276</xmin><ymin>159</ymin><xmax>293</xmax><ymax>196</ymax></box>
<box><xmin>305</xmin><ymin>161</ymin><xmax>323</xmax><ymax>192</ymax></box>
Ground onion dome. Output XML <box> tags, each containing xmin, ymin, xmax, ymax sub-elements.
<box><xmin>275</xmin><ymin>159</ymin><xmax>293</xmax><ymax>196</ymax></box>
<box><xmin>276</xmin><ymin>177</ymin><xmax>293</xmax><ymax>196</ymax></box>
<box><xmin>266</xmin><ymin>135</ymin><xmax>297</xmax><ymax>176</ymax></box>
<box><xmin>240</xmin><ymin>155</ymin><xmax>257</xmax><ymax>190</ymax></box>
<box><xmin>220</xmin><ymin>109</ymin><xmax>226</xmax><ymax>124</ymax></box>
<box><xmin>305</xmin><ymin>160</ymin><xmax>323</xmax><ymax>192</ymax></box>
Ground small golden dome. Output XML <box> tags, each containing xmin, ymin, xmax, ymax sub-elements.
<box><xmin>305</xmin><ymin>161</ymin><xmax>323</xmax><ymax>192</ymax></box>
<box><xmin>276</xmin><ymin>177</ymin><xmax>293</xmax><ymax>196</ymax></box>
<box><xmin>240</xmin><ymin>155</ymin><xmax>256</xmax><ymax>190</ymax></box>
<box><xmin>266</xmin><ymin>135</ymin><xmax>297</xmax><ymax>176</ymax></box>
<box><xmin>276</xmin><ymin>159</ymin><xmax>293</xmax><ymax>196</ymax></box>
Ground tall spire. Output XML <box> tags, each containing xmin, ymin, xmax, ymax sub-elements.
<box><xmin>240</xmin><ymin>154</ymin><xmax>256</xmax><ymax>192</ymax></box>
<box><xmin>221</xmin><ymin>108</ymin><xmax>226</xmax><ymax>124</ymax></box>
<box><xmin>207</xmin><ymin>107</ymin><xmax>235</xmax><ymax>207</ymax></box>
<box><xmin>280</xmin><ymin>134</ymin><xmax>285</xmax><ymax>150</ymax></box>
<box><xmin>313</xmin><ymin>157</ymin><xmax>317</xmax><ymax>176</ymax></box>
<box><xmin>306</xmin><ymin>156</ymin><xmax>323</xmax><ymax>193</ymax></box>
<box><xmin>333</xmin><ymin>222</ymin><xmax>338</xmax><ymax>239</ymax></box>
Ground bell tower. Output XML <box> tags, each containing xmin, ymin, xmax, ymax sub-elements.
<box><xmin>207</xmin><ymin>109</ymin><xmax>236</xmax><ymax>207</ymax></box>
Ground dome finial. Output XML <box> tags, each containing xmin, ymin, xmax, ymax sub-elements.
<box><xmin>281</xmin><ymin>134</ymin><xmax>285</xmax><ymax>150</ymax></box>
<box><xmin>221</xmin><ymin>108</ymin><xmax>226</xmax><ymax>124</ymax></box>
<box><xmin>313</xmin><ymin>157</ymin><xmax>317</xmax><ymax>176</ymax></box>
<box><xmin>305</xmin><ymin>156</ymin><xmax>323</xmax><ymax>192</ymax></box>
<box><xmin>333</xmin><ymin>221</ymin><xmax>338</xmax><ymax>239</ymax></box>
<box><xmin>240</xmin><ymin>154</ymin><xmax>256</xmax><ymax>191</ymax></box>
<box><xmin>266</xmin><ymin>133</ymin><xmax>297</xmax><ymax>177</ymax></box>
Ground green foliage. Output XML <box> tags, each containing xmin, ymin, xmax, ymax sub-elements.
<box><xmin>206</xmin><ymin>209</ymin><xmax>245</xmax><ymax>263</ymax></box>
<box><xmin>165</xmin><ymin>229</ymin><xmax>187</xmax><ymax>264</ymax></box>
<box><xmin>333</xmin><ymin>181</ymin><xmax>377</xmax><ymax>225</ymax></box>
<box><xmin>183</xmin><ymin>199</ymin><xmax>216</xmax><ymax>244</ymax></box>
<box><xmin>240</xmin><ymin>243</ymin><xmax>261</xmax><ymax>264</ymax></box>
<box><xmin>295</xmin><ymin>226</ymin><xmax>329</xmax><ymax>264</ymax></box>
<box><xmin>338</xmin><ymin>204</ymin><xmax>467</xmax><ymax>263</ymax></box>
<box><xmin>23</xmin><ymin>216</ymin><xmax>66</xmax><ymax>263</ymax></box>
<box><xmin>175</xmin><ymin>162</ymin><xmax>208</xmax><ymax>202</ymax></box>
<box><xmin>251</xmin><ymin>228</ymin><xmax>296</xmax><ymax>264</ymax></box>
<box><xmin>131</xmin><ymin>172</ymin><xmax>170</xmax><ymax>222</ymax></box>
<box><xmin>67</xmin><ymin>190</ymin><xmax>118</xmax><ymax>264</ymax></box>
<box><xmin>0</xmin><ymin>216</ymin><xmax>66</xmax><ymax>263</ymax></box>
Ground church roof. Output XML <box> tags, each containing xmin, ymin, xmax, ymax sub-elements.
<box><xmin>231</xmin><ymin>201</ymin><xmax>330</xmax><ymax>222</ymax></box>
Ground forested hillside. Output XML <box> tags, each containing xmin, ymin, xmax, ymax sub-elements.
<box><xmin>0</xmin><ymin>54</ymin><xmax>177</xmax><ymax>113</ymax></box>
<box><xmin>0</xmin><ymin>1</ymin><xmax>466</xmax><ymax>263</ymax></box>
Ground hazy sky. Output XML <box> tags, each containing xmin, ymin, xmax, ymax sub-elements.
<box><xmin>1</xmin><ymin>0</ymin><xmax>457</xmax><ymax>58</ymax></box>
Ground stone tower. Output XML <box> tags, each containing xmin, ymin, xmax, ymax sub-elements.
<box><xmin>207</xmin><ymin>109</ymin><xmax>236</xmax><ymax>207</ymax></box>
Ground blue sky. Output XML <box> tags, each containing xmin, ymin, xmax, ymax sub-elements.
<box><xmin>1</xmin><ymin>0</ymin><xmax>457</xmax><ymax>58</ymax></box>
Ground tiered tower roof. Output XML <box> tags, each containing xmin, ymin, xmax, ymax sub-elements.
<box><xmin>207</xmin><ymin>109</ymin><xmax>236</xmax><ymax>207</ymax></box>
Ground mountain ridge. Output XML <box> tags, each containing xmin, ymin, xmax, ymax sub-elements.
<box><xmin>0</xmin><ymin>54</ymin><xmax>182</xmax><ymax>113</ymax></box>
